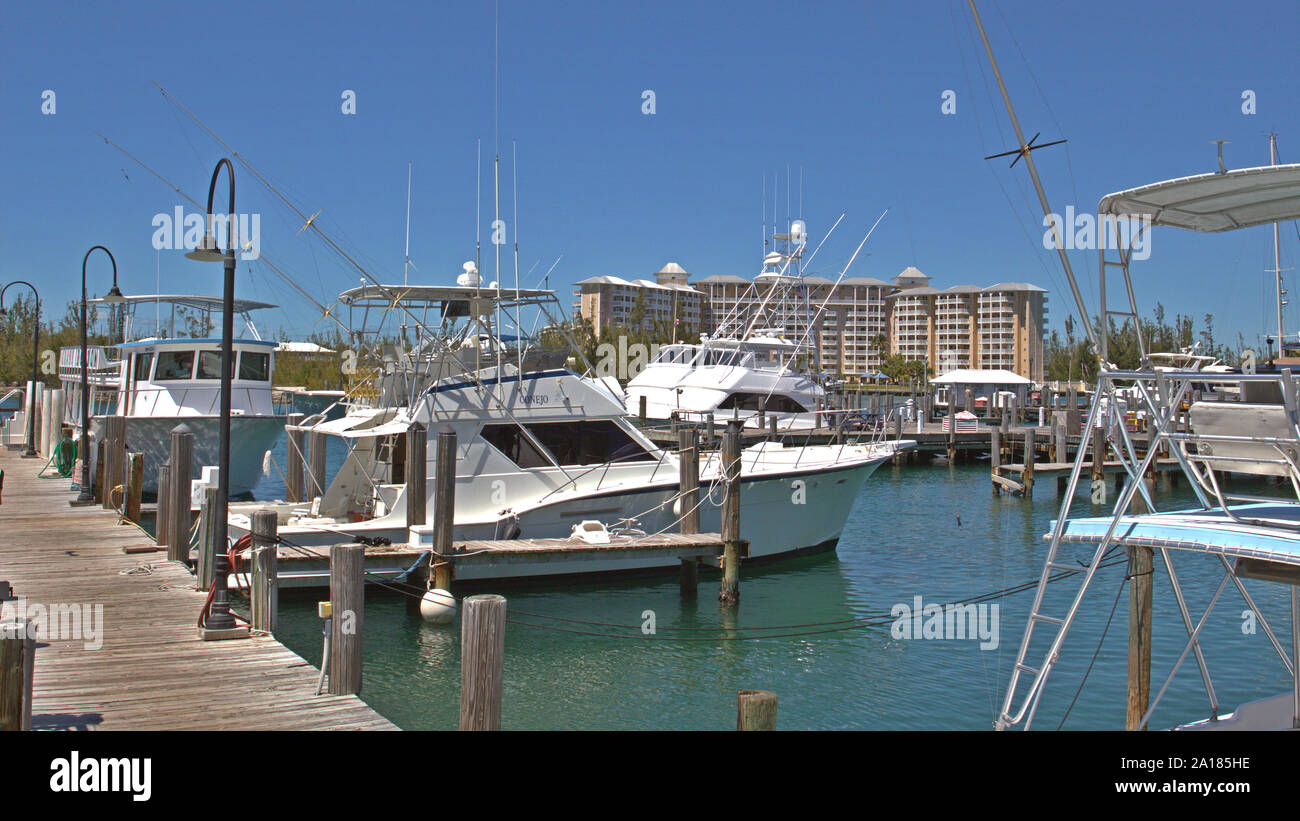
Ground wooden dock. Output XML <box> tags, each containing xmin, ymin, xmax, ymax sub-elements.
<box><xmin>236</xmin><ymin>531</ymin><xmax>737</xmax><ymax>588</ymax></box>
<box><xmin>0</xmin><ymin>449</ymin><xmax>395</xmax><ymax>730</ymax></box>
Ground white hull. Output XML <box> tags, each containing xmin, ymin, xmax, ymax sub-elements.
<box><xmin>92</xmin><ymin>415</ymin><xmax>284</xmax><ymax>496</ymax></box>
<box><xmin>230</xmin><ymin>456</ymin><xmax>885</xmax><ymax>585</ymax></box>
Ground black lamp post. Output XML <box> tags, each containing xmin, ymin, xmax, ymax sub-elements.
<box><xmin>186</xmin><ymin>158</ymin><xmax>237</xmax><ymax>632</ymax></box>
<box><xmin>0</xmin><ymin>281</ymin><xmax>41</xmax><ymax>457</ymax></box>
<box><xmin>74</xmin><ymin>248</ymin><xmax>124</xmax><ymax>504</ymax></box>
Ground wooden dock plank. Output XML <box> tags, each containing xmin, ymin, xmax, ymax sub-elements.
<box><xmin>0</xmin><ymin>450</ymin><xmax>396</xmax><ymax>731</ymax></box>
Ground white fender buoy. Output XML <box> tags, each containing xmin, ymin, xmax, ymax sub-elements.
<box><xmin>262</xmin><ymin>450</ymin><xmax>272</xmax><ymax>477</ymax></box>
<box><xmin>419</xmin><ymin>588</ymin><xmax>456</xmax><ymax>624</ymax></box>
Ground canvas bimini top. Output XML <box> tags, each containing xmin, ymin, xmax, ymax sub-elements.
<box><xmin>1098</xmin><ymin>163</ymin><xmax>1300</xmax><ymax>232</ymax></box>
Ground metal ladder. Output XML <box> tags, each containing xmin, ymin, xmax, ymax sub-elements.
<box><xmin>995</xmin><ymin>371</ymin><xmax>1190</xmax><ymax>729</ymax></box>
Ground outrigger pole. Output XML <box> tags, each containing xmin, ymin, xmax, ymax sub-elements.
<box><xmin>967</xmin><ymin>0</ymin><xmax>1099</xmax><ymax>358</ymax></box>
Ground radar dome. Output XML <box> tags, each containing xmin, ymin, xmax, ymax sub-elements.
<box><xmin>457</xmin><ymin>261</ymin><xmax>481</xmax><ymax>287</ymax></box>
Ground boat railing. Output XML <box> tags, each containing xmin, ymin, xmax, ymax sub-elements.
<box><xmin>996</xmin><ymin>365</ymin><xmax>1300</xmax><ymax>732</ymax></box>
<box><xmin>59</xmin><ymin>345</ymin><xmax>121</xmax><ymax>382</ymax></box>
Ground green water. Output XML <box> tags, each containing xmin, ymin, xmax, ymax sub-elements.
<box><xmin>254</xmin><ymin>445</ymin><xmax>1296</xmax><ymax>730</ymax></box>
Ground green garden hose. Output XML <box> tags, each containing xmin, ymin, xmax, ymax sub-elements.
<box><xmin>38</xmin><ymin>435</ymin><xmax>77</xmax><ymax>479</ymax></box>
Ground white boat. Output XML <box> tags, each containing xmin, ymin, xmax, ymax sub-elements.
<box><xmin>625</xmin><ymin>224</ymin><xmax>832</xmax><ymax>430</ymax></box>
<box><xmin>229</xmin><ymin>279</ymin><xmax>907</xmax><ymax>583</ymax></box>
<box><xmin>61</xmin><ymin>294</ymin><xmax>286</xmax><ymax>497</ymax></box>
<box><xmin>625</xmin><ymin>335</ymin><xmax>827</xmax><ymax>430</ymax></box>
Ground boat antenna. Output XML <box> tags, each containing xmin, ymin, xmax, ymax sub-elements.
<box><xmin>1270</xmin><ymin>132</ymin><xmax>1290</xmax><ymax>347</ymax></box>
<box><xmin>403</xmin><ymin>162</ymin><xmax>414</xmax><ymax>287</ymax></box>
<box><xmin>967</xmin><ymin>0</ymin><xmax>1097</xmax><ymax>357</ymax></box>
<box><xmin>514</xmin><ymin>139</ymin><xmax>523</xmax><ymax>377</ymax></box>
<box><xmin>476</xmin><ymin>139</ymin><xmax>482</xmax><ymax>281</ymax></box>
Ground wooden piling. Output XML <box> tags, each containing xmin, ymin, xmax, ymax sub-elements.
<box><xmin>156</xmin><ymin>462</ymin><xmax>171</xmax><ymax>549</ymax></box>
<box><xmin>1053</xmin><ymin>413</ymin><xmax>1067</xmax><ymax>463</ymax></box>
<box><xmin>677</xmin><ymin>427</ymin><xmax>699</xmax><ymax>596</ymax></box>
<box><xmin>0</xmin><ymin>621</ymin><xmax>35</xmax><ymax>731</ymax></box>
<box><xmin>432</xmin><ymin>429</ymin><xmax>456</xmax><ymax>591</ymax></box>
<box><xmin>720</xmin><ymin>421</ymin><xmax>742</xmax><ymax>605</ymax></box>
<box><xmin>459</xmin><ymin>594</ymin><xmax>507</xmax><ymax>731</ymax></box>
<box><xmin>639</xmin><ymin>395</ymin><xmax>647</xmax><ymax>423</ymax></box>
<box><xmin>946</xmin><ymin>414</ymin><xmax>956</xmax><ymax>461</ymax></box>
<box><xmin>125</xmin><ymin>451</ymin><xmax>144</xmax><ymax>524</ymax></box>
<box><xmin>736</xmin><ymin>689</ymin><xmax>777</xmax><ymax>731</ymax></box>
<box><xmin>285</xmin><ymin>413</ymin><xmax>305</xmax><ymax>503</ymax></box>
<box><xmin>1023</xmin><ymin>428</ymin><xmax>1035</xmax><ymax>497</ymax></box>
<box><xmin>93</xmin><ymin>439</ymin><xmax>105</xmax><ymax>504</ymax></box>
<box><xmin>101</xmin><ymin>415</ymin><xmax>125</xmax><ymax>512</ymax></box>
<box><xmin>1126</xmin><ymin>545</ymin><xmax>1153</xmax><ymax>730</ymax></box>
<box><xmin>406</xmin><ymin>421</ymin><xmax>427</xmax><ymax>528</ymax></box>
<box><xmin>990</xmin><ymin>429</ymin><xmax>1001</xmax><ymax>496</ymax></box>
<box><xmin>196</xmin><ymin>486</ymin><xmax>217</xmax><ymax>591</ymax></box>
<box><xmin>250</xmin><ymin>509</ymin><xmax>279</xmax><ymax>634</ymax></box>
<box><xmin>327</xmin><ymin>543</ymin><xmax>365</xmax><ymax>696</ymax></box>
<box><xmin>167</xmin><ymin>424</ymin><xmax>193</xmax><ymax>563</ymax></box>
<box><xmin>306</xmin><ymin>430</ymin><xmax>327</xmax><ymax>500</ymax></box>
<box><xmin>705</xmin><ymin>412</ymin><xmax>715</xmax><ymax>449</ymax></box>
<box><xmin>1091</xmin><ymin>425</ymin><xmax>1106</xmax><ymax>504</ymax></box>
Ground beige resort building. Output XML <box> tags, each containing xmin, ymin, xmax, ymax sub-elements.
<box><xmin>575</xmin><ymin>263</ymin><xmax>1047</xmax><ymax>383</ymax></box>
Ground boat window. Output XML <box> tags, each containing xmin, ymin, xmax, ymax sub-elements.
<box><xmin>196</xmin><ymin>351</ymin><xmax>234</xmax><ymax>380</ymax></box>
<box><xmin>239</xmin><ymin>351</ymin><xmax>270</xmax><ymax>381</ymax></box>
<box><xmin>524</xmin><ymin>420</ymin><xmax>657</xmax><ymax>465</ymax></box>
<box><xmin>652</xmin><ymin>346</ymin><xmax>693</xmax><ymax>365</ymax></box>
<box><xmin>481</xmin><ymin>424</ymin><xmax>552</xmax><ymax>469</ymax></box>
<box><xmin>154</xmin><ymin>350</ymin><xmax>195</xmax><ymax>380</ymax></box>
<box><xmin>717</xmin><ymin>392</ymin><xmax>809</xmax><ymax>413</ymax></box>
<box><xmin>132</xmin><ymin>352</ymin><xmax>154</xmax><ymax>381</ymax></box>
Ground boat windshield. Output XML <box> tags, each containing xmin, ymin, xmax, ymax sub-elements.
<box><xmin>650</xmin><ymin>345</ymin><xmax>696</xmax><ymax>365</ymax></box>
<box><xmin>698</xmin><ymin>348</ymin><xmax>746</xmax><ymax>367</ymax></box>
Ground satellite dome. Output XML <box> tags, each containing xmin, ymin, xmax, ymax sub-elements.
<box><xmin>457</xmin><ymin>261</ymin><xmax>481</xmax><ymax>287</ymax></box>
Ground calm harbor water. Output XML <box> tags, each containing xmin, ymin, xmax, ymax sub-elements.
<box><xmin>249</xmin><ymin>435</ymin><xmax>1295</xmax><ymax>730</ymax></box>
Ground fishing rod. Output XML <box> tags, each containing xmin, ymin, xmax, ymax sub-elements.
<box><xmin>96</xmin><ymin>131</ymin><xmax>352</xmax><ymax>336</ymax></box>
<box><xmin>152</xmin><ymin>81</ymin><xmax>436</xmax><ymax>337</ymax></box>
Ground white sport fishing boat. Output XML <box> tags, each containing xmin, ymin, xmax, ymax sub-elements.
<box><xmin>228</xmin><ymin>278</ymin><xmax>905</xmax><ymax>583</ymax></box>
<box><xmin>995</xmin><ymin>161</ymin><xmax>1300</xmax><ymax>731</ymax></box>
<box><xmin>61</xmin><ymin>294</ymin><xmax>285</xmax><ymax>496</ymax></box>
<box><xmin>625</xmin><ymin>222</ymin><xmax>831</xmax><ymax>430</ymax></box>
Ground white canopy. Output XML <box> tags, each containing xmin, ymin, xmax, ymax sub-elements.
<box><xmin>930</xmin><ymin>369</ymin><xmax>1031</xmax><ymax>386</ymax></box>
<box><xmin>1098</xmin><ymin>164</ymin><xmax>1300</xmax><ymax>233</ymax></box>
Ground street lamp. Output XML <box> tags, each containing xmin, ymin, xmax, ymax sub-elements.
<box><xmin>0</xmin><ymin>281</ymin><xmax>41</xmax><ymax>457</ymax></box>
<box><xmin>186</xmin><ymin>158</ymin><xmax>238</xmax><ymax>633</ymax></box>
<box><xmin>73</xmin><ymin>247</ymin><xmax>124</xmax><ymax>504</ymax></box>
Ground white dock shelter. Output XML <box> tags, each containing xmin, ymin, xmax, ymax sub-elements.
<box><xmin>930</xmin><ymin>369</ymin><xmax>1032</xmax><ymax>413</ymax></box>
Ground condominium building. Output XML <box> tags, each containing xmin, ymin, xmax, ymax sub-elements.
<box><xmin>573</xmin><ymin>262</ymin><xmax>704</xmax><ymax>338</ymax></box>
<box><xmin>885</xmin><ymin>268</ymin><xmax>1047</xmax><ymax>382</ymax></box>
<box><xmin>692</xmin><ymin>274</ymin><xmax>893</xmax><ymax>378</ymax></box>
<box><xmin>577</xmin><ymin>259</ymin><xmax>1047</xmax><ymax>383</ymax></box>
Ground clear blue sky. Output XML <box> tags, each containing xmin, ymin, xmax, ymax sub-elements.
<box><xmin>2</xmin><ymin>0</ymin><xmax>1297</xmax><ymax>350</ymax></box>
